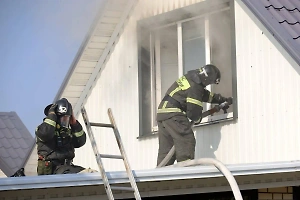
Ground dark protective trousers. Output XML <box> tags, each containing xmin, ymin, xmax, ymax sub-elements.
<box><xmin>53</xmin><ymin>164</ymin><xmax>85</xmax><ymax>174</ymax></box>
<box><xmin>156</xmin><ymin>115</ymin><xmax>196</xmax><ymax>166</ymax></box>
<box><xmin>37</xmin><ymin>159</ymin><xmax>85</xmax><ymax>175</ymax></box>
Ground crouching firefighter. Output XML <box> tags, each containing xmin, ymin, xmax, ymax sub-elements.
<box><xmin>35</xmin><ymin>98</ymin><xmax>96</xmax><ymax>175</ymax></box>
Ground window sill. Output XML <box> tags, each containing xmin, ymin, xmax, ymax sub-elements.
<box><xmin>138</xmin><ymin>112</ymin><xmax>235</xmax><ymax>139</ymax></box>
<box><xmin>137</xmin><ymin>132</ymin><xmax>157</xmax><ymax>139</ymax></box>
<box><xmin>195</xmin><ymin>112</ymin><xmax>234</xmax><ymax>127</ymax></box>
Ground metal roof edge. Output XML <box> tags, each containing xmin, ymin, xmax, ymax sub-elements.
<box><xmin>239</xmin><ymin>0</ymin><xmax>300</xmax><ymax>66</ymax></box>
<box><xmin>54</xmin><ymin>0</ymin><xmax>110</xmax><ymax>103</ymax></box>
<box><xmin>1</xmin><ymin>160</ymin><xmax>300</xmax><ymax>191</ymax></box>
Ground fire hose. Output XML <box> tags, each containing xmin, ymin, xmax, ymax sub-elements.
<box><xmin>156</xmin><ymin>101</ymin><xmax>243</xmax><ymax>200</ymax></box>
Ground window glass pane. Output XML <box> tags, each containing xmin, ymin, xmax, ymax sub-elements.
<box><xmin>155</xmin><ymin>25</ymin><xmax>178</xmax><ymax>100</ymax></box>
<box><xmin>182</xmin><ymin>18</ymin><xmax>206</xmax><ymax>73</ymax></box>
<box><xmin>209</xmin><ymin>10</ymin><xmax>233</xmax><ymax>113</ymax></box>
<box><xmin>138</xmin><ymin>28</ymin><xmax>152</xmax><ymax>135</ymax></box>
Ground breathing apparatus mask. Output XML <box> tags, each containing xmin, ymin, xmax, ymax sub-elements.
<box><xmin>55</xmin><ymin>98</ymin><xmax>72</xmax><ymax>129</ymax></box>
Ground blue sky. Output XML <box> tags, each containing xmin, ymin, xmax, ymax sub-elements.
<box><xmin>0</xmin><ymin>0</ymin><xmax>102</xmax><ymax>135</ymax></box>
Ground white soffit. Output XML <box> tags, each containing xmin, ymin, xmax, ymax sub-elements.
<box><xmin>54</xmin><ymin>0</ymin><xmax>137</xmax><ymax>116</ymax></box>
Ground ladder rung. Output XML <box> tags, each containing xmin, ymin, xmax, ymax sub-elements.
<box><xmin>111</xmin><ymin>186</ymin><xmax>135</xmax><ymax>191</ymax></box>
<box><xmin>100</xmin><ymin>154</ymin><xmax>123</xmax><ymax>159</ymax></box>
<box><xmin>90</xmin><ymin>122</ymin><xmax>114</xmax><ymax>128</ymax></box>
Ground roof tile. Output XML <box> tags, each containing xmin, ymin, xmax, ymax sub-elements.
<box><xmin>9</xmin><ymin>137</ymin><xmax>20</xmax><ymax>149</ymax></box>
<box><xmin>6</xmin><ymin>157</ymin><xmax>17</xmax><ymax>170</ymax></box>
<box><xmin>0</xmin><ymin>119</ymin><xmax>6</xmax><ymax>129</ymax></box>
<box><xmin>16</xmin><ymin>148</ymin><xmax>26</xmax><ymax>159</ymax></box>
<box><xmin>1</xmin><ymin>137</ymin><xmax>12</xmax><ymax>149</ymax></box>
<box><xmin>7</xmin><ymin>148</ymin><xmax>19</xmax><ymax>159</ymax></box>
<box><xmin>0</xmin><ymin>147</ymin><xmax>10</xmax><ymax>158</ymax></box>
<box><xmin>10</xmin><ymin>128</ymin><xmax>22</xmax><ymax>139</ymax></box>
<box><xmin>16</xmin><ymin>138</ymin><xmax>30</xmax><ymax>149</ymax></box>
<box><xmin>263</xmin><ymin>0</ymin><xmax>300</xmax><ymax>41</ymax></box>
<box><xmin>2</xmin><ymin>117</ymin><xmax>15</xmax><ymax>129</ymax></box>
<box><xmin>0</xmin><ymin>112</ymin><xmax>34</xmax><ymax>176</ymax></box>
<box><xmin>0</xmin><ymin>128</ymin><xmax>12</xmax><ymax>139</ymax></box>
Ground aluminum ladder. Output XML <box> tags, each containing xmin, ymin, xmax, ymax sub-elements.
<box><xmin>81</xmin><ymin>107</ymin><xmax>141</xmax><ymax>200</ymax></box>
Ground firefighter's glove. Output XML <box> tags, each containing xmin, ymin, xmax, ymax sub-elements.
<box><xmin>226</xmin><ymin>97</ymin><xmax>233</xmax><ymax>105</ymax></box>
<box><xmin>70</xmin><ymin>110</ymin><xmax>77</xmax><ymax>125</ymax></box>
<box><xmin>48</xmin><ymin>104</ymin><xmax>57</xmax><ymax>116</ymax></box>
<box><xmin>221</xmin><ymin>97</ymin><xmax>233</xmax><ymax>110</ymax></box>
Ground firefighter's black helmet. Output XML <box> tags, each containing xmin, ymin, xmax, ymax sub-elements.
<box><xmin>55</xmin><ymin>98</ymin><xmax>72</xmax><ymax>116</ymax></box>
<box><xmin>199</xmin><ymin>64</ymin><xmax>221</xmax><ymax>86</ymax></box>
<box><xmin>44</xmin><ymin>98</ymin><xmax>72</xmax><ymax>116</ymax></box>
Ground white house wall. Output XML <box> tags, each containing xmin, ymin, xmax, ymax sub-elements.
<box><xmin>24</xmin><ymin>145</ymin><xmax>37</xmax><ymax>176</ymax></box>
<box><xmin>73</xmin><ymin>0</ymin><xmax>205</xmax><ymax>171</ymax></box>
<box><xmin>233</xmin><ymin>1</ymin><xmax>300</xmax><ymax>163</ymax></box>
<box><xmin>73</xmin><ymin>0</ymin><xmax>300</xmax><ymax>172</ymax></box>
<box><xmin>195</xmin><ymin>1</ymin><xmax>300</xmax><ymax>165</ymax></box>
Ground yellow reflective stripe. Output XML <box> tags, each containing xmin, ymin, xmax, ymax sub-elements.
<box><xmin>208</xmin><ymin>92</ymin><xmax>214</xmax><ymax>103</ymax></box>
<box><xmin>187</xmin><ymin>97</ymin><xmax>203</xmax><ymax>107</ymax></box>
<box><xmin>176</xmin><ymin>76</ymin><xmax>190</xmax><ymax>90</ymax></box>
<box><xmin>169</xmin><ymin>87</ymin><xmax>181</xmax><ymax>97</ymax></box>
<box><xmin>162</xmin><ymin>101</ymin><xmax>168</xmax><ymax>109</ymax></box>
<box><xmin>158</xmin><ymin>108</ymin><xmax>186</xmax><ymax>114</ymax></box>
<box><xmin>44</xmin><ymin>118</ymin><xmax>56</xmax><ymax>127</ymax></box>
<box><xmin>73</xmin><ymin>130</ymin><xmax>84</xmax><ymax>137</ymax></box>
<box><xmin>163</xmin><ymin>87</ymin><xmax>181</xmax><ymax>109</ymax></box>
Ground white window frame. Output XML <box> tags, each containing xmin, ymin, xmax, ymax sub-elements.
<box><xmin>149</xmin><ymin>7</ymin><xmax>233</xmax><ymax>133</ymax></box>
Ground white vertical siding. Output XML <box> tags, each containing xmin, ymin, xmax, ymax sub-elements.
<box><xmin>0</xmin><ymin>170</ymin><xmax>6</xmax><ymax>177</ymax></box>
<box><xmin>196</xmin><ymin>1</ymin><xmax>300</xmax><ymax>164</ymax></box>
<box><xmin>74</xmin><ymin>0</ymin><xmax>300</xmax><ymax>172</ymax></box>
<box><xmin>73</xmin><ymin>0</ymin><xmax>206</xmax><ymax>171</ymax></box>
<box><xmin>233</xmin><ymin>1</ymin><xmax>300</xmax><ymax>163</ymax></box>
<box><xmin>24</xmin><ymin>145</ymin><xmax>37</xmax><ymax>176</ymax></box>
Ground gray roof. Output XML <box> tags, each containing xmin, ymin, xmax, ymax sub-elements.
<box><xmin>242</xmin><ymin>0</ymin><xmax>300</xmax><ymax>65</ymax></box>
<box><xmin>1</xmin><ymin>160</ymin><xmax>300</xmax><ymax>192</ymax></box>
<box><xmin>0</xmin><ymin>112</ymin><xmax>35</xmax><ymax>177</ymax></box>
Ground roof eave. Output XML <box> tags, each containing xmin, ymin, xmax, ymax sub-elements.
<box><xmin>54</xmin><ymin>0</ymin><xmax>110</xmax><ymax>103</ymax></box>
<box><xmin>1</xmin><ymin>160</ymin><xmax>300</xmax><ymax>191</ymax></box>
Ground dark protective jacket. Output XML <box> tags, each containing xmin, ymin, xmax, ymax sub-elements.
<box><xmin>157</xmin><ymin>68</ymin><xmax>226</xmax><ymax>123</ymax></box>
<box><xmin>35</xmin><ymin>112</ymin><xmax>86</xmax><ymax>161</ymax></box>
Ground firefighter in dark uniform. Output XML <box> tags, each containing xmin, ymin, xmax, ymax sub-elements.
<box><xmin>156</xmin><ymin>64</ymin><xmax>233</xmax><ymax>166</ymax></box>
<box><xmin>36</xmin><ymin>98</ymin><xmax>89</xmax><ymax>175</ymax></box>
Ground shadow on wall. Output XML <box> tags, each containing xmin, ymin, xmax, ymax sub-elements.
<box><xmin>194</xmin><ymin>120</ymin><xmax>234</xmax><ymax>159</ymax></box>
